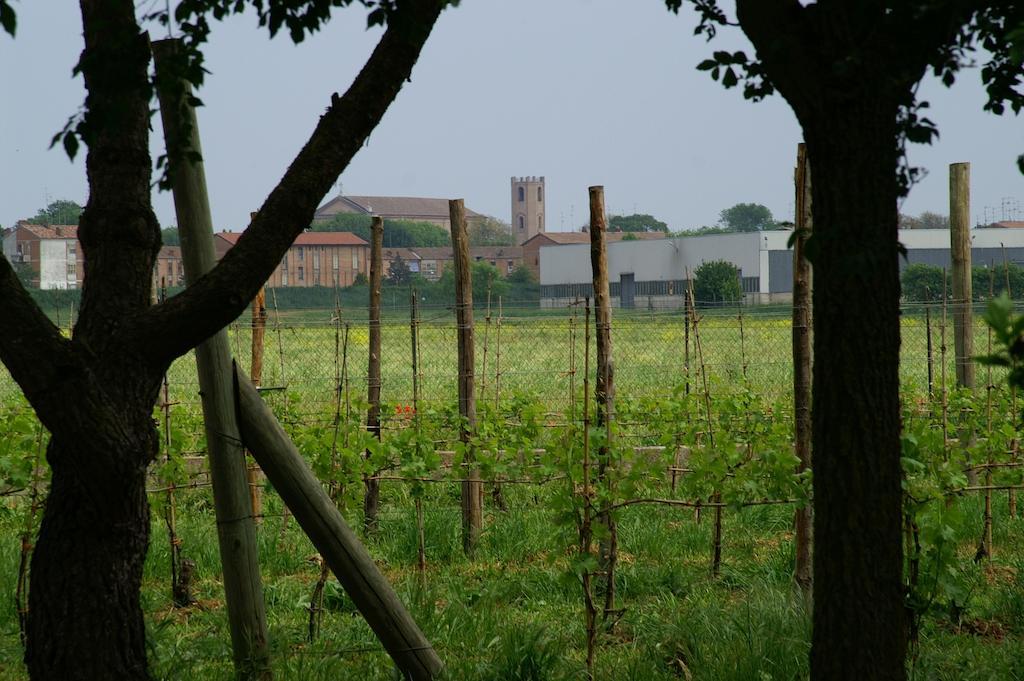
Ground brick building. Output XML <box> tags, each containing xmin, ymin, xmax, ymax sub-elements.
<box><xmin>2</xmin><ymin>222</ymin><xmax>84</xmax><ymax>289</ymax></box>
<box><xmin>215</xmin><ymin>231</ymin><xmax>369</xmax><ymax>287</ymax></box>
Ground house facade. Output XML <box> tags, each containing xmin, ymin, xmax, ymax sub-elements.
<box><xmin>215</xmin><ymin>231</ymin><xmax>369</xmax><ymax>287</ymax></box>
<box><xmin>152</xmin><ymin>246</ymin><xmax>185</xmax><ymax>291</ymax></box>
<box><xmin>2</xmin><ymin>222</ymin><xmax>84</xmax><ymax>289</ymax></box>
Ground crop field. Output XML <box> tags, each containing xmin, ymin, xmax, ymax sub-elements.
<box><xmin>2</xmin><ymin>303</ymin><xmax>1024</xmax><ymax>679</ymax></box>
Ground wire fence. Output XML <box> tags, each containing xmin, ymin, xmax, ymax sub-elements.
<box><xmin>0</xmin><ymin>300</ymin><xmax>1001</xmax><ymax>424</ymax></box>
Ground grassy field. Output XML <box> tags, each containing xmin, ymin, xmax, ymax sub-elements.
<box><xmin>4</xmin><ymin>483</ymin><xmax>1024</xmax><ymax>679</ymax></box>
<box><xmin>1</xmin><ymin>305</ymin><xmax>1021</xmax><ymax>679</ymax></box>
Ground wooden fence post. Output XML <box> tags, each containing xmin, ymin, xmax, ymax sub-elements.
<box><xmin>153</xmin><ymin>38</ymin><xmax>270</xmax><ymax>679</ymax></box>
<box><xmin>588</xmin><ymin>186</ymin><xmax>618</xmax><ymax>621</ymax></box>
<box><xmin>365</xmin><ymin>216</ymin><xmax>384</xmax><ymax>532</ymax></box>
<box><xmin>950</xmin><ymin>162</ymin><xmax>974</xmax><ymax>389</ymax></box>
<box><xmin>793</xmin><ymin>142</ymin><xmax>813</xmax><ymax>595</ymax></box>
<box><xmin>450</xmin><ymin>199</ymin><xmax>482</xmax><ymax>556</ymax></box>
<box><xmin>249</xmin><ymin>284</ymin><xmax>267</xmax><ymax>524</ymax></box>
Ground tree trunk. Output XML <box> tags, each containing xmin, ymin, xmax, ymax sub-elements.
<box><xmin>804</xmin><ymin>103</ymin><xmax>906</xmax><ymax>681</ymax></box>
<box><xmin>27</xmin><ymin>415</ymin><xmax>157</xmax><ymax>680</ymax></box>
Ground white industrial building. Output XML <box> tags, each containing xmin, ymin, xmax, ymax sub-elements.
<box><xmin>539</xmin><ymin>228</ymin><xmax>1024</xmax><ymax>308</ymax></box>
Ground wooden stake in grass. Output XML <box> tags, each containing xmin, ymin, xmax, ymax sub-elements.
<box><xmin>450</xmin><ymin>199</ymin><xmax>483</xmax><ymax>556</ymax></box>
<box><xmin>950</xmin><ymin>162</ymin><xmax>974</xmax><ymax>390</ymax></box>
<box><xmin>410</xmin><ymin>289</ymin><xmax>427</xmax><ymax>575</ymax></box>
<box><xmin>792</xmin><ymin>142</ymin><xmax>813</xmax><ymax>596</ymax></box>
<box><xmin>588</xmin><ymin>186</ymin><xmax>620</xmax><ymax>625</ymax></box>
<box><xmin>364</xmin><ymin>216</ymin><xmax>384</xmax><ymax>533</ymax></box>
<box><xmin>685</xmin><ymin>275</ymin><xmax>721</xmax><ymax>577</ymax></box>
<box><xmin>1003</xmin><ymin>244</ymin><xmax>1019</xmax><ymax>519</ymax></box>
<box><xmin>153</xmin><ymin>38</ymin><xmax>270</xmax><ymax>678</ymax></box>
<box><xmin>249</xmin><ymin>285</ymin><xmax>267</xmax><ymax>525</ymax></box>
<box><xmin>581</xmin><ymin>299</ymin><xmax>598</xmax><ymax>681</ymax></box>
<box><xmin>926</xmin><ymin>303</ymin><xmax>934</xmax><ymax>396</ymax></box>
<box><xmin>978</xmin><ymin>268</ymin><xmax>995</xmax><ymax>561</ymax></box>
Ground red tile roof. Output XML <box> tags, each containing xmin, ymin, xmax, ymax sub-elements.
<box><xmin>216</xmin><ymin>231</ymin><xmax>368</xmax><ymax>247</ymax></box>
<box><xmin>16</xmin><ymin>221</ymin><xmax>78</xmax><ymax>240</ymax></box>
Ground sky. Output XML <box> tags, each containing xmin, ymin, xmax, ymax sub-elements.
<box><xmin>2</xmin><ymin>1</ymin><xmax>1023</xmax><ymax>234</ymax></box>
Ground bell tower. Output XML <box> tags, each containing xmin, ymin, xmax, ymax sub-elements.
<box><xmin>511</xmin><ymin>176</ymin><xmax>545</xmax><ymax>244</ymax></box>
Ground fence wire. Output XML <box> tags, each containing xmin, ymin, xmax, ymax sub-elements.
<box><xmin>0</xmin><ymin>301</ymin><xmax>1001</xmax><ymax>425</ymax></box>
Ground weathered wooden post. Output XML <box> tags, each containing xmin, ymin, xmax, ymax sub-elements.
<box><xmin>364</xmin><ymin>216</ymin><xmax>384</xmax><ymax>532</ymax></box>
<box><xmin>588</xmin><ymin>186</ymin><xmax>618</xmax><ymax>619</ymax></box>
<box><xmin>450</xmin><ymin>199</ymin><xmax>483</xmax><ymax>556</ymax></box>
<box><xmin>153</xmin><ymin>38</ymin><xmax>270</xmax><ymax>679</ymax></box>
<box><xmin>233</xmin><ymin>368</ymin><xmax>444</xmax><ymax>680</ymax></box>
<box><xmin>950</xmin><ymin>162</ymin><xmax>974</xmax><ymax>389</ymax></box>
<box><xmin>249</xmin><ymin>284</ymin><xmax>267</xmax><ymax>523</ymax></box>
<box><xmin>793</xmin><ymin>143</ymin><xmax>813</xmax><ymax>595</ymax></box>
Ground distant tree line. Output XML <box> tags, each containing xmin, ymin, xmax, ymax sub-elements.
<box><xmin>312</xmin><ymin>213</ymin><xmax>514</xmax><ymax>247</ymax></box>
<box><xmin>901</xmin><ymin>262</ymin><xmax>1024</xmax><ymax>302</ymax></box>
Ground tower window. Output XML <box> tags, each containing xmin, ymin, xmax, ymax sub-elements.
<box><xmin>538</xmin><ymin>215</ymin><xmax>543</xmax><ymax>231</ymax></box>
<box><xmin>518</xmin><ymin>215</ymin><xmax>525</xmax><ymax>230</ymax></box>
<box><xmin>537</xmin><ymin>186</ymin><xmax>543</xmax><ymax>202</ymax></box>
<box><xmin>518</xmin><ymin>186</ymin><xmax>525</xmax><ymax>202</ymax></box>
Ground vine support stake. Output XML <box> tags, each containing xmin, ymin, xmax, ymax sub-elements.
<box><xmin>364</xmin><ymin>215</ymin><xmax>384</xmax><ymax>533</ymax></box>
<box><xmin>153</xmin><ymin>38</ymin><xmax>270</xmax><ymax>679</ymax></box>
<box><xmin>450</xmin><ymin>199</ymin><xmax>482</xmax><ymax>556</ymax></box>
<box><xmin>588</xmin><ymin>186</ymin><xmax>619</xmax><ymax>623</ymax></box>
<box><xmin>792</xmin><ymin>142</ymin><xmax>813</xmax><ymax>596</ymax></box>
<box><xmin>950</xmin><ymin>162</ymin><xmax>974</xmax><ymax>390</ymax></box>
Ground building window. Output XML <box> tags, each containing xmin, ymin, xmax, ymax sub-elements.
<box><xmin>298</xmin><ymin>266</ymin><xmax>304</xmax><ymax>281</ymax></box>
<box><xmin>537</xmin><ymin>186</ymin><xmax>542</xmax><ymax>202</ymax></box>
<box><xmin>518</xmin><ymin>215</ymin><xmax>525</xmax><ymax>230</ymax></box>
<box><xmin>297</xmin><ymin>247</ymin><xmax>304</xmax><ymax>261</ymax></box>
<box><xmin>518</xmin><ymin>186</ymin><xmax>525</xmax><ymax>202</ymax></box>
<box><xmin>538</xmin><ymin>215</ymin><xmax>543</xmax><ymax>231</ymax></box>
<box><xmin>332</xmin><ymin>253</ymin><xmax>339</xmax><ymax>269</ymax></box>
<box><xmin>507</xmin><ymin>260</ymin><xmax>514</xmax><ymax>273</ymax></box>
<box><xmin>66</xmin><ymin>261</ymin><xmax>76</xmax><ymax>277</ymax></box>
<box><xmin>352</xmin><ymin>251</ymin><xmax>359</xmax><ymax>271</ymax></box>
<box><xmin>490</xmin><ymin>260</ymin><xmax>496</xmax><ymax>266</ymax></box>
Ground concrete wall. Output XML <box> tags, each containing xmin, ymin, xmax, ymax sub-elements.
<box><xmin>540</xmin><ymin>227</ymin><xmax>1024</xmax><ymax>304</ymax></box>
<box><xmin>540</xmin><ymin>232</ymin><xmax>763</xmax><ymax>286</ymax></box>
<box><xmin>39</xmin><ymin>240</ymin><xmax>73</xmax><ymax>290</ymax></box>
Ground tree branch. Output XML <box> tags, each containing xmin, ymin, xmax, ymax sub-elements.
<box><xmin>0</xmin><ymin>253</ymin><xmax>78</xmax><ymax>413</ymax></box>
<box><xmin>130</xmin><ymin>0</ymin><xmax>446</xmax><ymax>365</ymax></box>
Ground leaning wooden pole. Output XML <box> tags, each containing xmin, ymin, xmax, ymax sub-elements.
<box><xmin>950</xmin><ymin>162</ymin><xmax>974</xmax><ymax>389</ymax></box>
<box><xmin>153</xmin><ymin>38</ymin><xmax>270</xmax><ymax>679</ymax></box>
<box><xmin>364</xmin><ymin>216</ymin><xmax>384</xmax><ymax>532</ymax></box>
<box><xmin>589</xmin><ymin>186</ymin><xmax>618</xmax><ymax>622</ymax></box>
<box><xmin>450</xmin><ymin>199</ymin><xmax>483</xmax><ymax>556</ymax></box>
<box><xmin>233</xmin><ymin>367</ymin><xmax>444</xmax><ymax>680</ymax></box>
<box><xmin>792</xmin><ymin>142</ymin><xmax>813</xmax><ymax>596</ymax></box>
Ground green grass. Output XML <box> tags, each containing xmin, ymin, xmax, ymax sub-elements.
<box><xmin>0</xmin><ymin>307</ymin><xmax>1021</xmax><ymax>679</ymax></box>
<box><xmin>4</xmin><ymin>484</ymin><xmax>1024</xmax><ymax>679</ymax></box>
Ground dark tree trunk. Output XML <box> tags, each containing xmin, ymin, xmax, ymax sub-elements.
<box><xmin>27</xmin><ymin>433</ymin><xmax>155</xmax><ymax>680</ymax></box>
<box><xmin>803</xmin><ymin>102</ymin><xmax>906</xmax><ymax>681</ymax></box>
<box><xmin>0</xmin><ymin>1</ymin><xmax>444</xmax><ymax>677</ymax></box>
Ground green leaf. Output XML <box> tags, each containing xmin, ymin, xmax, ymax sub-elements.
<box><xmin>0</xmin><ymin>1</ymin><xmax>15</xmax><ymax>36</ymax></box>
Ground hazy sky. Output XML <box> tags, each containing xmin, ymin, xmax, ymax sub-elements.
<box><xmin>2</xmin><ymin>1</ymin><xmax>1023</xmax><ymax>233</ymax></box>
